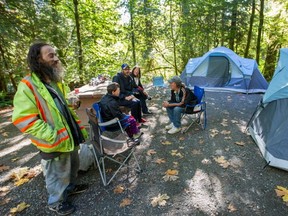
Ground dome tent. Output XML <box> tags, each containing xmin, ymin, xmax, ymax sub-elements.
<box><xmin>248</xmin><ymin>48</ymin><xmax>288</xmax><ymax>171</ymax></box>
<box><xmin>180</xmin><ymin>47</ymin><xmax>268</xmax><ymax>93</ymax></box>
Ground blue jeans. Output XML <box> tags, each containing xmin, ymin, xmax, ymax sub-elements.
<box><xmin>41</xmin><ymin>149</ymin><xmax>79</xmax><ymax>206</ymax></box>
<box><xmin>166</xmin><ymin>106</ymin><xmax>185</xmax><ymax>128</ymax></box>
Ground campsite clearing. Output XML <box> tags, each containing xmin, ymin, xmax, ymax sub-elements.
<box><xmin>1</xmin><ymin>88</ymin><xmax>288</xmax><ymax>215</ymax></box>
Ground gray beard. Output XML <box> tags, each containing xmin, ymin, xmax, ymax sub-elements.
<box><xmin>41</xmin><ymin>62</ymin><xmax>64</xmax><ymax>83</ymax></box>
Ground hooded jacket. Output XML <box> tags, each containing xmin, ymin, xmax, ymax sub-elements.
<box><xmin>12</xmin><ymin>73</ymin><xmax>88</xmax><ymax>153</ymax></box>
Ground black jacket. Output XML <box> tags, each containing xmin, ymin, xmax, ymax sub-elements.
<box><xmin>99</xmin><ymin>94</ymin><xmax>126</xmax><ymax>123</ymax></box>
<box><xmin>168</xmin><ymin>87</ymin><xmax>186</xmax><ymax>108</ymax></box>
<box><xmin>112</xmin><ymin>72</ymin><xmax>135</xmax><ymax>99</ymax></box>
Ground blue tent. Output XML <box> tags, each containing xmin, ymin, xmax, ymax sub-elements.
<box><xmin>248</xmin><ymin>48</ymin><xmax>288</xmax><ymax>171</ymax></box>
<box><xmin>180</xmin><ymin>47</ymin><xmax>268</xmax><ymax>93</ymax></box>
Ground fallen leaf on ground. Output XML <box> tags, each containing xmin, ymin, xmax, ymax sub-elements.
<box><xmin>2</xmin><ymin>132</ymin><xmax>9</xmax><ymax>137</ymax></box>
<box><xmin>0</xmin><ymin>186</ymin><xmax>10</xmax><ymax>197</ymax></box>
<box><xmin>114</xmin><ymin>185</ymin><xmax>125</xmax><ymax>194</ymax></box>
<box><xmin>201</xmin><ymin>158</ymin><xmax>211</xmax><ymax>164</ymax></box>
<box><xmin>220</xmin><ymin>119</ymin><xmax>228</xmax><ymax>127</ymax></box>
<box><xmin>275</xmin><ymin>186</ymin><xmax>288</xmax><ymax>202</ymax></box>
<box><xmin>179</xmin><ymin>137</ymin><xmax>185</xmax><ymax>141</ymax></box>
<box><xmin>209</xmin><ymin>129</ymin><xmax>219</xmax><ymax>137</ymax></box>
<box><xmin>163</xmin><ymin>169</ymin><xmax>179</xmax><ymax>181</ymax></box>
<box><xmin>147</xmin><ymin>149</ymin><xmax>157</xmax><ymax>156</ymax></box>
<box><xmin>214</xmin><ymin>156</ymin><xmax>230</xmax><ymax>168</ymax></box>
<box><xmin>224</xmin><ymin>136</ymin><xmax>232</xmax><ymax>140</ymax></box>
<box><xmin>10</xmin><ymin>167</ymin><xmax>29</xmax><ymax>181</ymax></box>
<box><xmin>220</xmin><ymin>130</ymin><xmax>231</xmax><ymax>135</ymax></box>
<box><xmin>161</xmin><ymin>140</ymin><xmax>172</xmax><ymax>145</ymax></box>
<box><xmin>14</xmin><ymin>178</ymin><xmax>30</xmax><ymax>187</ymax></box>
<box><xmin>235</xmin><ymin>141</ymin><xmax>245</xmax><ymax>146</ymax></box>
<box><xmin>10</xmin><ymin>202</ymin><xmax>30</xmax><ymax>214</ymax></box>
<box><xmin>171</xmin><ymin>150</ymin><xmax>183</xmax><ymax>158</ymax></box>
<box><xmin>151</xmin><ymin>193</ymin><xmax>170</xmax><ymax>207</ymax></box>
<box><xmin>173</xmin><ymin>161</ymin><xmax>179</xmax><ymax>168</ymax></box>
<box><xmin>0</xmin><ymin>197</ymin><xmax>11</xmax><ymax>206</ymax></box>
<box><xmin>228</xmin><ymin>203</ymin><xmax>237</xmax><ymax>212</ymax></box>
<box><xmin>0</xmin><ymin>164</ymin><xmax>10</xmax><ymax>172</ymax></box>
<box><xmin>119</xmin><ymin>198</ymin><xmax>132</xmax><ymax>207</ymax></box>
<box><xmin>198</xmin><ymin>139</ymin><xmax>204</xmax><ymax>144</ymax></box>
<box><xmin>191</xmin><ymin>149</ymin><xmax>201</xmax><ymax>155</ymax></box>
<box><xmin>11</xmin><ymin>157</ymin><xmax>20</xmax><ymax>162</ymax></box>
<box><xmin>106</xmin><ymin>168</ymin><xmax>113</xmax><ymax>173</ymax></box>
<box><xmin>155</xmin><ymin>158</ymin><xmax>166</xmax><ymax>164</ymax></box>
<box><xmin>231</xmin><ymin>120</ymin><xmax>238</xmax><ymax>124</ymax></box>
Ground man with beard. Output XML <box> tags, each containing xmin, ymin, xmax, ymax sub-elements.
<box><xmin>112</xmin><ymin>63</ymin><xmax>146</xmax><ymax>124</ymax></box>
<box><xmin>12</xmin><ymin>42</ymin><xmax>88</xmax><ymax>215</ymax></box>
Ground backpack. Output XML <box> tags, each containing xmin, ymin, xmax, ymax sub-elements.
<box><xmin>184</xmin><ymin>87</ymin><xmax>198</xmax><ymax>114</ymax></box>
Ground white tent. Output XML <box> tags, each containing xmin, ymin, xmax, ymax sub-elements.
<box><xmin>180</xmin><ymin>47</ymin><xmax>268</xmax><ymax>93</ymax></box>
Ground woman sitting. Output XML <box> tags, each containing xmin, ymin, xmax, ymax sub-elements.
<box><xmin>131</xmin><ymin>66</ymin><xmax>152</xmax><ymax>115</ymax></box>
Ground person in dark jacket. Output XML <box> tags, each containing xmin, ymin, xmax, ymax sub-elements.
<box><xmin>162</xmin><ymin>76</ymin><xmax>187</xmax><ymax>134</ymax></box>
<box><xmin>112</xmin><ymin>64</ymin><xmax>146</xmax><ymax>123</ymax></box>
<box><xmin>131</xmin><ymin>66</ymin><xmax>152</xmax><ymax>115</ymax></box>
<box><xmin>99</xmin><ymin>82</ymin><xmax>140</xmax><ymax>138</ymax></box>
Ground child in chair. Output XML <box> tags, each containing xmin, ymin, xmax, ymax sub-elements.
<box><xmin>99</xmin><ymin>82</ymin><xmax>140</xmax><ymax>138</ymax></box>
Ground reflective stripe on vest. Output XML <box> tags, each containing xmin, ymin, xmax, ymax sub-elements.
<box><xmin>15</xmin><ymin>75</ymin><xmax>71</xmax><ymax>150</ymax></box>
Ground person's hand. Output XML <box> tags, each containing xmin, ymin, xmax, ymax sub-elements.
<box><xmin>162</xmin><ymin>101</ymin><xmax>169</xmax><ymax>108</ymax></box>
<box><xmin>125</xmin><ymin>95</ymin><xmax>135</xmax><ymax>101</ymax></box>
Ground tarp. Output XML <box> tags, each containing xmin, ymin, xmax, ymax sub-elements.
<box><xmin>180</xmin><ymin>47</ymin><xmax>268</xmax><ymax>93</ymax></box>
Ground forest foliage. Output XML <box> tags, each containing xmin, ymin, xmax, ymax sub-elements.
<box><xmin>0</xmin><ymin>0</ymin><xmax>288</xmax><ymax>94</ymax></box>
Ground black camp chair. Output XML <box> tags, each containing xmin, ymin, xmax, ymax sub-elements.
<box><xmin>182</xmin><ymin>86</ymin><xmax>207</xmax><ymax>133</ymax></box>
<box><xmin>85</xmin><ymin>106</ymin><xmax>142</xmax><ymax>186</ymax></box>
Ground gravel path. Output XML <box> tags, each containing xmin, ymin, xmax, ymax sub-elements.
<box><xmin>1</xmin><ymin>88</ymin><xmax>288</xmax><ymax>216</ymax></box>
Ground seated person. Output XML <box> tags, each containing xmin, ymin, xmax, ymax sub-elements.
<box><xmin>162</xmin><ymin>76</ymin><xmax>187</xmax><ymax>134</ymax></box>
<box><xmin>112</xmin><ymin>63</ymin><xmax>146</xmax><ymax>123</ymax></box>
<box><xmin>131</xmin><ymin>66</ymin><xmax>152</xmax><ymax>115</ymax></box>
<box><xmin>99</xmin><ymin>82</ymin><xmax>140</xmax><ymax>138</ymax></box>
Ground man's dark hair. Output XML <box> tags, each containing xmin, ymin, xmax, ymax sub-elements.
<box><xmin>107</xmin><ymin>82</ymin><xmax>119</xmax><ymax>94</ymax></box>
<box><xmin>27</xmin><ymin>42</ymin><xmax>51</xmax><ymax>82</ymax></box>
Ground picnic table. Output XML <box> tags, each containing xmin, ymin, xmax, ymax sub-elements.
<box><xmin>70</xmin><ymin>81</ymin><xmax>111</xmax><ymax>126</ymax></box>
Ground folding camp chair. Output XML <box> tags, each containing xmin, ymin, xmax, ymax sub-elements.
<box><xmin>85</xmin><ymin>105</ymin><xmax>142</xmax><ymax>186</ymax></box>
<box><xmin>182</xmin><ymin>86</ymin><xmax>207</xmax><ymax>133</ymax></box>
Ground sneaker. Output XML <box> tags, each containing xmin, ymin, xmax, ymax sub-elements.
<box><xmin>140</xmin><ymin>118</ymin><xmax>147</xmax><ymax>123</ymax></box>
<box><xmin>133</xmin><ymin>132</ymin><xmax>143</xmax><ymax>139</ymax></box>
<box><xmin>168</xmin><ymin>126</ymin><xmax>181</xmax><ymax>134</ymax></box>
<box><xmin>49</xmin><ymin>202</ymin><xmax>75</xmax><ymax>215</ymax></box>
<box><xmin>68</xmin><ymin>184</ymin><xmax>88</xmax><ymax>196</ymax></box>
<box><xmin>165</xmin><ymin>123</ymin><xmax>173</xmax><ymax>130</ymax></box>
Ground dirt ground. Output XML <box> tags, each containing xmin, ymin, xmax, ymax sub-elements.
<box><xmin>1</xmin><ymin>87</ymin><xmax>288</xmax><ymax>216</ymax></box>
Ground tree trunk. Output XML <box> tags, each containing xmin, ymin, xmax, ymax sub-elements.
<box><xmin>143</xmin><ymin>0</ymin><xmax>153</xmax><ymax>72</ymax></box>
<box><xmin>129</xmin><ymin>0</ymin><xmax>136</xmax><ymax>65</ymax></box>
<box><xmin>169</xmin><ymin>2</ymin><xmax>178</xmax><ymax>75</ymax></box>
<box><xmin>229</xmin><ymin>1</ymin><xmax>237</xmax><ymax>50</ymax></box>
<box><xmin>244</xmin><ymin>0</ymin><xmax>255</xmax><ymax>58</ymax></box>
<box><xmin>73</xmin><ymin>0</ymin><xmax>84</xmax><ymax>84</ymax></box>
<box><xmin>263</xmin><ymin>40</ymin><xmax>280</xmax><ymax>81</ymax></box>
<box><xmin>0</xmin><ymin>43</ymin><xmax>17</xmax><ymax>92</ymax></box>
<box><xmin>256</xmin><ymin>0</ymin><xmax>264</xmax><ymax>64</ymax></box>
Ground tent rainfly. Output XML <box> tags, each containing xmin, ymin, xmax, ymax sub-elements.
<box><xmin>180</xmin><ymin>47</ymin><xmax>268</xmax><ymax>93</ymax></box>
<box><xmin>248</xmin><ymin>48</ymin><xmax>288</xmax><ymax>171</ymax></box>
